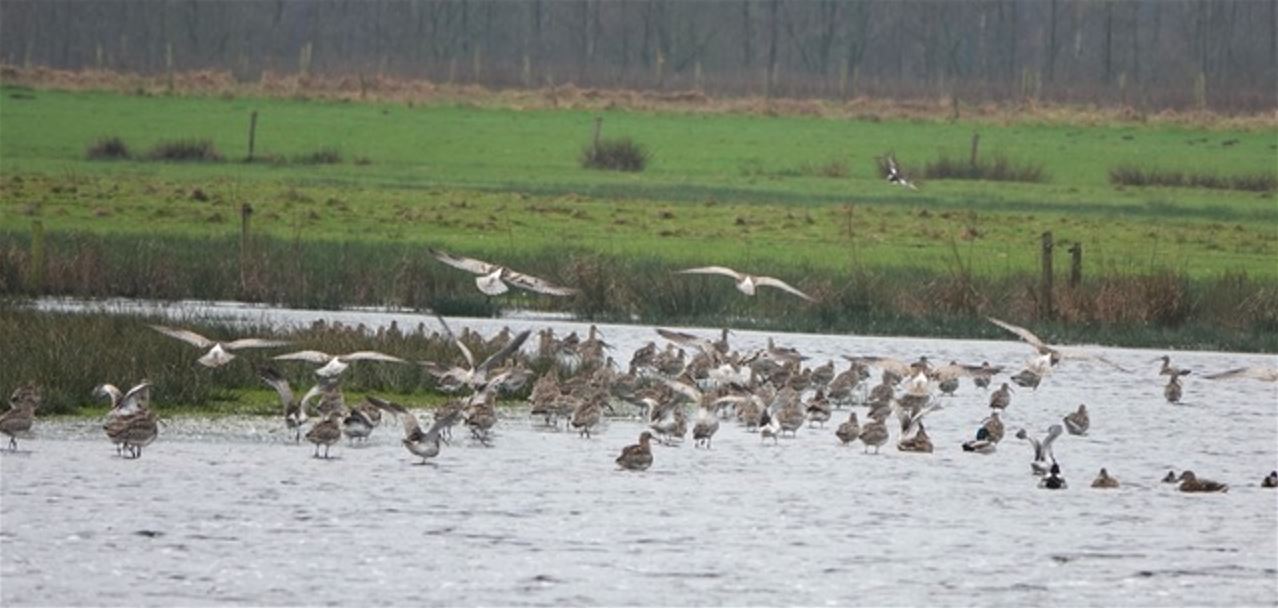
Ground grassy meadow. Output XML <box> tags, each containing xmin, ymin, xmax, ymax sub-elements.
<box><xmin>1</xmin><ymin>84</ymin><xmax>1276</xmax><ymax>351</ymax></box>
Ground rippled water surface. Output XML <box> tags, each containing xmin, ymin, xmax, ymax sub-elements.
<box><xmin>5</xmin><ymin>300</ymin><xmax>1277</xmax><ymax>606</ymax></box>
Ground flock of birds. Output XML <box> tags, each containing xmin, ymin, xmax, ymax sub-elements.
<box><xmin>2</xmin><ymin>295</ymin><xmax>1275</xmax><ymax>493</ymax></box>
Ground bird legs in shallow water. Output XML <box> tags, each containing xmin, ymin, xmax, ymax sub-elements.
<box><xmin>312</xmin><ymin>443</ymin><xmax>334</xmax><ymax>459</ymax></box>
<box><xmin>7</xmin><ymin>436</ymin><xmax>17</xmax><ymax>451</ymax></box>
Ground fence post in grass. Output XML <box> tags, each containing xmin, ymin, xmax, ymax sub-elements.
<box><xmin>165</xmin><ymin>42</ymin><xmax>174</xmax><ymax>93</ymax></box>
<box><xmin>969</xmin><ymin>133</ymin><xmax>981</xmax><ymax>169</ymax></box>
<box><xmin>28</xmin><ymin>220</ymin><xmax>44</xmax><ymax>293</ymax></box>
<box><xmin>1068</xmin><ymin>243</ymin><xmax>1082</xmax><ymax>289</ymax></box>
<box><xmin>246</xmin><ymin>111</ymin><xmax>258</xmax><ymax>162</ymax></box>
<box><xmin>240</xmin><ymin>203</ymin><xmax>253</xmax><ymax>296</ymax></box>
<box><xmin>1040</xmin><ymin>231</ymin><xmax>1054</xmax><ymax>320</ymax></box>
<box><xmin>591</xmin><ymin>116</ymin><xmax>603</xmax><ymax>163</ymax></box>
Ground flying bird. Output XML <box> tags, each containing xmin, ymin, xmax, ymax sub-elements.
<box><xmin>421</xmin><ymin>315</ymin><xmax>531</xmax><ymax>393</ymax></box>
<box><xmin>1203</xmin><ymin>366</ymin><xmax>1278</xmax><ymax>383</ymax></box>
<box><xmin>149</xmin><ymin>325</ymin><xmax>289</xmax><ymax>368</ymax></box>
<box><xmin>430</xmin><ymin>248</ymin><xmax>577</xmax><ymax>297</ymax></box>
<box><xmin>676</xmin><ymin>266</ymin><xmax>815</xmax><ymax>302</ymax></box>
<box><xmin>273</xmin><ymin>349</ymin><xmax>406</xmax><ymax>378</ymax></box>
<box><xmin>880</xmin><ymin>153</ymin><xmax>918</xmax><ymax>190</ymax></box>
<box><xmin>987</xmin><ymin>317</ymin><xmax>1128</xmax><ymax>372</ymax></box>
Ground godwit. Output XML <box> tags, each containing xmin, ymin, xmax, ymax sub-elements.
<box><xmin>1</xmin><ymin>384</ymin><xmax>40</xmax><ymax>451</ymax></box>
<box><xmin>305</xmin><ymin>412</ymin><xmax>343</xmax><ymax>459</ymax></box>
<box><xmin>835</xmin><ymin>411</ymin><xmax>860</xmax><ymax>446</ymax></box>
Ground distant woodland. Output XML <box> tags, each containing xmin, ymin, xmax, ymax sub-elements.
<box><xmin>2</xmin><ymin>0</ymin><xmax>1274</xmax><ymax>111</ymax></box>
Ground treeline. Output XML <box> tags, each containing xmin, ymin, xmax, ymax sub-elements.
<box><xmin>1</xmin><ymin>0</ymin><xmax>1274</xmax><ymax>112</ymax></box>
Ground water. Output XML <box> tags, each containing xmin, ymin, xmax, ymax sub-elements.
<box><xmin>4</xmin><ymin>299</ymin><xmax>1277</xmax><ymax>606</ymax></box>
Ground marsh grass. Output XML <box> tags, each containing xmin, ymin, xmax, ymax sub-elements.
<box><xmin>147</xmin><ymin>138</ymin><xmax>224</xmax><ymax>162</ymax></box>
<box><xmin>581</xmin><ymin>137</ymin><xmax>649</xmax><ymax>172</ymax></box>
<box><xmin>924</xmin><ymin>153</ymin><xmax>1048</xmax><ymax>183</ymax></box>
<box><xmin>85</xmin><ymin>136</ymin><xmax>130</xmax><ymax>160</ymax></box>
<box><xmin>0</xmin><ymin>306</ymin><xmax>540</xmax><ymax>415</ymax></box>
<box><xmin>292</xmin><ymin>147</ymin><xmax>342</xmax><ymax>165</ymax></box>
<box><xmin>1109</xmin><ymin>165</ymin><xmax>1277</xmax><ymax>192</ymax></box>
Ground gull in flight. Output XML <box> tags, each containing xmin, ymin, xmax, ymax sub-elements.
<box><xmin>430</xmin><ymin>248</ymin><xmax>577</xmax><ymax>297</ymax></box>
<box><xmin>1204</xmin><ymin>366</ymin><xmax>1278</xmax><ymax>383</ymax></box>
<box><xmin>676</xmin><ymin>266</ymin><xmax>815</xmax><ymax>302</ymax></box>
<box><xmin>987</xmin><ymin>317</ymin><xmax>1128</xmax><ymax>372</ymax></box>
<box><xmin>149</xmin><ymin>325</ymin><xmax>289</xmax><ymax>368</ymax></box>
<box><xmin>422</xmin><ymin>315</ymin><xmax>531</xmax><ymax>393</ymax></box>
<box><xmin>881</xmin><ymin>152</ymin><xmax>918</xmax><ymax>190</ymax></box>
<box><xmin>274</xmin><ymin>349</ymin><xmax>406</xmax><ymax>378</ymax></box>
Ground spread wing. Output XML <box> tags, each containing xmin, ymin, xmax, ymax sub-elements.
<box><xmin>256</xmin><ymin>366</ymin><xmax>294</xmax><ymax>409</ymax></box>
<box><xmin>662</xmin><ymin>378</ymin><xmax>703</xmax><ymax>403</ymax></box>
<box><xmin>429</xmin><ymin>248</ymin><xmax>499</xmax><ymax>276</ymax></box>
<box><xmin>149</xmin><ymin>325</ymin><xmax>214</xmax><ymax>349</ymax></box>
<box><xmin>656</xmin><ymin>328</ymin><xmax>716</xmax><ymax>354</ymax></box>
<box><xmin>274</xmin><ymin>350</ymin><xmax>334</xmax><ymax>364</ymax></box>
<box><xmin>341</xmin><ymin>351</ymin><xmax>407</xmax><ymax>364</ymax></box>
<box><xmin>224</xmin><ymin>338</ymin><xmax>291</xmax><ymax>351</ymax></box>
<box><xmin>1205</xmin><ymin>366</ymin><xmax>1278</xmax><ymax>382</ymax></box>
<box><xmin>676</xmin><ymin>266</ymin><xmax>745</xmax><ymax>281</ymax></box>
<box><xmin>504</xmin><ymin>270</ymin><xmax>577</xmax><ymax>296</ymax></box>
<box><xmin>368</xmin><ymin>396</ymin><xmax>420</xmax><ymax>437</ymax></box>
<box><xmin>1042</xmin><ymin>424</ymin><xmax>1064</xmax><ymax>459</ymax></box>
<box><xmin>754</xmin><ymin>275</ymin><xmax>815</xmax><ymax>301</ymax></box>
<box><xmin>120</xmin><ymin>382</ymin><xmax>152</xmax><ymax>413</ymax></box>
<box><xmin>843</xmin><ymin>355</ymin><xmax>912</xmax><ymax>378</ymax></box>
<box><xmin>987</xmin><ymin>317</ymin><xmax>1049</xmax><ymax>353</ymax></box>
<box><xmin>477</xmin><ymin>329</ymin><xmax>531</xmax><ymax>373</ymax></box>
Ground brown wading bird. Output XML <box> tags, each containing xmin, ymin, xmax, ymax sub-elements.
<box><xmin>430</xmin><ymin>248</ymin><xmax>578</xmax><ymax>297</ymax></box>
<box><xmin>149</xmin><ymin>325</ymin><xmax>289</xmax><ymax>368</ymax></box>
<box><xmin>675</xmin><ymin>266</ymin><xmax>816</xmax><ymax>302</ymax></box>
<box><xmin>305</xmin><ymin>412</ymin><xmax>343</xmax><ymax>459</ymax></box>
<box><xmin>615</xmin><ymin>431</ymin><xmax>655</xmax><ymax>471</ymax></box>
<box><xmin>1</xmin><ymin>384</ymin><xmax>40</xmax><ymax>452</ymax></box>
<box><xmin>98</xmin><ymin>382</ymin><xmax>157</xmax><ymax>459</ymax></box>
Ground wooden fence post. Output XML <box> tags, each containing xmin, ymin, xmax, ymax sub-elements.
<box><xmin>1040</xmin><ymin>231</ymin><xmax>1054</xmax><ymax>320</ymax></box>
<box><xmin>28</xmin><ymin>220</ymin><xmax>44</xmax><ymax>293</ymax></box>
<box><xmin>246</xmin><ymin>111</ymin><xmax>258</xmax><ymax>162</ymax></box>
<box><xmin>1069</xmin><ymin>243</ymin><xmax>1082</xmax><ymax>289</ymax></box>
<box><xmin>240</xmin><ymin>203</ymin><xmax>253</xmax><ymax>296</ymax></box>
<box><xmin>591</xmin><ymin>116</ymin><xmax>603</xmax><ymax>162</ymax></box>
<box><xmin>969</xmin><ymin>133</ymin><xmax>981</xmax><ymax>169</ymax></box>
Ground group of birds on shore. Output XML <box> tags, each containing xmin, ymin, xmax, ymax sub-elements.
<box><xmin>3</xmin><ymin>311</ymin><xmax>1275</xmax><ymax>494</ymax></box>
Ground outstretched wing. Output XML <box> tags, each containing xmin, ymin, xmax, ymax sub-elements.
<box><xmin>429</xmin><ymin>248</ymin><xmax>499</xmax><ymax>276</ymax></box>
<box><xmin>1042</xmin><ymin>424</ymin><xmax>1064</xmax><ymax>459</ymax></box>
<box><xmin>477</xmin><ymin>329</ymin><xmax>531</xmax><ymax>374</ymax></box>
<box><xmin>754</xmin><ymin>275</ymin><xmax>815</xmax><ymax>302</ymax></box>
<box><xmin>656</xmin><ymin>328</ymin><xmax>716</xmax><ymax>355</ymax></box>
<box><xmin>843</xmin><ymin>355</ymin><xmax>912</xmax><ymax>378</ymax></box>
<box><xmin>256</xmin><ymin>366</ymin><xmax>294</xmax><ymax>410</ymax></box>
<box><xmin>149</xmin><ymin>325</ymin><xmax>214</xmax><ymax>349</ymax></box>
<box><xmin>987</xmin><ymin>317</ymin><xmax>1049</xmax><ymax>353</ymax></box>
<box><xmin>662</xmin><ymin>378</ymin><xmax>703</xmax><ymax>403</ymax></box>
<box><xmin>368</xmin><ymin>396</ymin><xmax>420</xmax><ymax>437</ymax></box>
<box><xmin>1205</xmin><ymin>366</ymin><xmax>1278</xmax><ymax>382</ymax></box>
<box><xmin>224</xmin><ymin>338</ymin><xmax>291</xmax><ymax>351</ymax></box>
<box><xmin>120</xmin><ymin>382</ymin><xmax>153</xmax><ymax>413</ymax></box>
<box><xmin>341</xmin><ymin>351</ymin><xmax>407</xmax><ymax>364</ymax></box>
<box><xmin>676</xmin><ymin>266</ymin><xmax>745</xmax><ymax>281</ymax></box>
<box><xmin>274</xmin><ymin>350</ymin><xmax>334</xmax><ymax>364</ymax></box>
<box><xmin>504</xmin><ymin>270</ymin><xmax>577</xmax><ymax>296</ymax></box>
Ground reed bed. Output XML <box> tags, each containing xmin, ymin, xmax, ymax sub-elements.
<box><xmin>2</xmin><ymin>230</ymin><xmax>1275</xmax><ymax>354</ymax></box>
<box><xmin>1109</xmin><ymin>165</ymin><xmax>1277</xmax><ymax>192</ymax></box>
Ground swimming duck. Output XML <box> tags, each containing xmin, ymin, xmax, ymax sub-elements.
<box><xmin>1176</xmin><ymin>470</ymin><xmax>1228</xmax><ymax>493</ymax></box>
<box><xmin>305</xmin><ymin>412</ymin><xmax>343</xmax><ymax>459</ymax></box>
<box><xmin>1164</xmin><ymin>375</ymin><xmax>1183</xmax><ymax>404</ymax></box>
<box><xmin>615</xmin><ymin>431</ymin><xmax>655</xmax><ymax>471</ymax></box>
<box><xmin>430</xmin><ymin>248</ymin><xmax>578</xmax><ymax>296</ymax></box>
<box><xmin>1015</xmin><ymin>424</ymin><xmax>1063</xmax><ymax>476</ymax></box>
<box><xmin>1262</xmin><ymin>472</ymin><xmax>1277</xmax><ymax>488</ymax></box>
<box><xmin>835</xmin><ymin>411</ymin><xmax>860</xmax><ymax>446</ymax></box>
<box><xmin>1</xmin><ymin>384</ymin><xmax>40</xmax><ymax>452</ymax></box>
<box><xmin>961</xmin><ymin>426</ymin><xmax>997</xmax><ymax>454</ymax></box>
<box><xmin>148</xmin><ymin>325</ymin><xmax>289</xmax><ymax>368</ymax></box>
<box><xmin>897</xmin><ymin>421</ymin><xmax>933</xmax><ymax>453</ymax></box>
<box><xmin>989</xmin><ymin>383</ymin><xmax>1013</xmax><ymax>410</ymax></box>
<box><xmin>1063</xmin><ymin>404</ymin><xmax>1089</xmax><ymax>435</ymax></box>
<box><xmin>1091</xmin><ymin>468</ymin><xmax>1120</xmax><ymax>489</ymax></box>
<box><xmin>676</xmin><ymin>266</ymin><xmax>815</xmax><ymax>301</ymax></box>
<box><xmin>1039</xmin><ymin>462</ymin><xmax>1068</xmax><ymax>490</ymax></box>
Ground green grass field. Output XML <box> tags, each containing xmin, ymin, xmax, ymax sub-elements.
<box><xmin>1</xmin><ymin>86</ymin><xmax>1276</xmax><ymax>352</ymax></box>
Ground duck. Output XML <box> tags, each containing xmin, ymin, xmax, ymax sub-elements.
<box><xmin>148</xmin><ymin>325</ymin><xmax>289</xmax><ymax>368</ymax></box>
<box><xmin>1039</xmin><ymin>462</ymin><xmax>1068</xmax><ymax>490</ymax></box>
<box><xmin>615</xmin><ymin>431</ymin><xmax>655</xmax><ymax>471</ymax></box>
<box><xmin>962</xmin><ymin>413</ymin><xmax>1002</xmax><ymax>453</ymax></box>
<box><xmin>430</xmin><ymin>248</ymin><xmax>578</xmax><ymax>296</ymax></box>
<box><xmin>897</xmin><ymin>421</ymin><xmax>933</xmax><ymax>453</ymax></box>
<box><xmin>1176</xmin><ymin>470</ymin><xmax>1228</xmax><ymax>493</ymax></box>
<box><xmin>989</xmin><ymin>383</ymin><xmax>1013</xmax><ymax>410</ymax></box>
<box><xmin>1164</xmin><ymin>375</ymin><xmax>1183</xmax><ymax>404</ymax></box>
<box><xmin>274</xmin><ymin>349</ymin><xmax>406</xmax><ymax>378</ymax></box>
<box><xmin>835</xmin><ymin>411</ymin><xmax>860</xmax><ymax>446</ymax></box>
<box><xmin>305</xmin><ymin>412</ymin><xmax>343</xmax><ymax>459</ymax></box>
<box><xmin>1156</xmin><ymin>355</ymin><xmax>1192</xmax><ymax>377</ymax></box>
<box><xmin>370</xmin><ymin>397</ymin><xmax>460</xmax><ymax>465</ymax></box>
<box><xmin>1091</xmin><ymin>468</ymin><xmax>1120</xmax><ymax>489</ymax></box>
<box><xmin>1262</xmin><ymin>471</ymin><xmax>1277</xmax><ymax>488</ymax></box>
<box><xmin>1063</xmin><ymin>404</ymin><xmax>1089</xmax><ymax>435</ymax></box>
<box><xmin>1</xmin><ymin>384</ymin><xmax>40</xmax><ymax>452</ymax></box>
<box><xmin>675</xmin><ymin>265</ymin><xmax>815</xmax><ymax>301</ymax></box>
<box><xmin>1015</xmin><ymin>424</ymin><xmax>1063</xmax><ymax>476</ymax></box>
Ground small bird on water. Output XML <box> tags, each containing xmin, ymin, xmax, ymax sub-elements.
<box><xmin>1091</xmin><ymin>468</ymin><xmax>1120</xmax><ymax>489</ymax></box>
<box><xmin>615</xmin><ymin>431</ymin><xmax>655</xmax><ymax>471</ymax></box>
